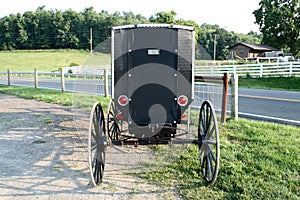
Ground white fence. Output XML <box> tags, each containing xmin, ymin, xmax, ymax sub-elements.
<box><xmin>0</xmin><ymin>69</ymin><xmax>236</xmax><ymax>123</ymax></box>
<box><xmin>195</xmin><ymin>61</ymin><xmax>300</xmax><ymax>77</ymax></box>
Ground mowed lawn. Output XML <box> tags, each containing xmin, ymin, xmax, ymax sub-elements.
<box><xmin>0</xmin><ymin>50</ymin><xmax>111</xmax><ymax>72</ymax></box>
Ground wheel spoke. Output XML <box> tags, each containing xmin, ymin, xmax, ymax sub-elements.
<box><xmin>91</xmin><ymin>141</ymin><xmax>97</xmax><ymax>149</ymax></box>
<box><xmin>206</xmin><ymin>139</ymin><xmax>217</xmax><ymax>145</ymax></box>
<box><xmin>199</xmin><ymin>148</ymin><xmax>204</xmax><ymax>158</ymax></box>
<box><xmin>91</xmin><ymin>130</ymin><xmax>97</xmax><ymax>142</ymax></box>
<box><xmin>91</xmin><ymin>144</ymin><xmax>97</xmax><ymax>151</ymax></box>
<box><xmin>205</xmin><ymin>107</ymin><xmax>211</xmax><ymax>133</ymax></box>
<box><xmin>93</xmin><ymin>115</ymin><xmax>100</xmax><ymax>135</ymax></box>
<box><xmin>205</xmin><ymin>125</ymin><xmax>215</xmax><ymax>141</ymax></box>
<box><xmin>209</xmin><ymin>148</ymin><xmax>217</xmax><ymax>162</ymax></box>
<box><xmin>207</xmin><ymin>153</ymin><xmax>215</xmax><ymax>179</ymax></box>
<box><xmin>94</xmin><ymin>159</ymin><xmax>101</xmax><ymax>183</ymax></box>
<box><xmin>109</xmin><ymin>123</ymin><xmax>114</xmax><ymax>132</ymax></box>
<box><xmin>203</xmin><ymin>107</ymin><xmax>207</xmax><ymax>132</ymax></box>
<box><xmin>204</xmin><ymin>155</ymin><xmax>210</xmax><ymax>178</ymax></box>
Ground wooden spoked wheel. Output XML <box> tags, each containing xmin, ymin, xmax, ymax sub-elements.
<box><xmin>198</xmin><ymin>100</ymin><xmax>220</xmax><ymax>184</ymax></box>
<box><xmin>107</xmin><ymin>100</ymin><xmax>121</xmax><ymax>140</ymax></box>
<box><xmin>88</xmin><ymin>102</ymin><xmax>107</xmax><ymax>186</ymax></box>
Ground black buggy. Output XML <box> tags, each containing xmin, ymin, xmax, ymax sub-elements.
<box><xmin>88</xmin><ymin>24</ymin><xmax>220</xmax><ymax>186</ymax></box>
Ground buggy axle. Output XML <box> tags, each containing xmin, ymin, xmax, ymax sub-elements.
<box><xmin>109</xmin><ymin>139</ymin><xmax>202</xmax><ymax>146</ymax></box>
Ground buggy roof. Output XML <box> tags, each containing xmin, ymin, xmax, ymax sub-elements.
<box><xmin>112</xmin><ymin>24</ymin><xmax>195</xmax><ymax>31</ymax></box>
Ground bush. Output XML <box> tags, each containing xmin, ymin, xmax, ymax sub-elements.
<box><xmin>69</xmin><ymin>62</ymin><xmax>79</xmax><ymax>67</ymax></box>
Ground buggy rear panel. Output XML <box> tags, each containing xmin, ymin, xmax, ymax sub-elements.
<box><xmin>112</xmin><ymin>24</ymin><xmax>194</xmax><ymax>131</ymax></box>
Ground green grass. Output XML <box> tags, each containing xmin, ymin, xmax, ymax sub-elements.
<box><xmin>137</xmin><ymin>119</ymin><xmax>300</xmax><ymax>199</ymax></box>
<box><xmin>0</xmin><ymin>85</ymin><xmax>110</xmax><ymax>111</ymax></box>
<box><xmin>0</xmin><ymin>50</ymin><xmax>111</xmax><ymax>72</ymax></box>
<box><xmin>239</xmin><ymin>77</ymin><xmax>300</xmax><ymax>91</ymax></box>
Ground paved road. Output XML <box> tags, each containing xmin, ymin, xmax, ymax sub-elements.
<box><xmin>1</xmin><ymin>76</ymin><xmax>299</xmax><ymax>125</ymax></box>
<box><xmin>238</xmin><ymin>88</ymin><xmax>300</xmax><ymax>125</ymax></box>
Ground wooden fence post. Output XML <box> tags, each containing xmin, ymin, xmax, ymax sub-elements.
<box><xmin>104</xmin><ymin>69</ymin><xmax>109</xmax><ymax>97</ymax></box>
<box><xmin>231</xmin><ymin>73</ymin><xmax>239</xmax><ymax>121</ymax></box>
<box><xmin>34</xmin><ymin>68</ymin><xmax>38</xmax><ymax>88</ymax></box>
<box><xmin>7</xmin><ymin>70</ymin><xmax>11</xmax><ymax>86</ymax></box>
<box><xmin>60</xmin><ymin>68</ymin><xmax>65</xmax><ymax>92</ymax></box>
<box><xmin>221</xmin><ymin>72</ymin><xmax>228</xmax><ymax>124</ymax></box>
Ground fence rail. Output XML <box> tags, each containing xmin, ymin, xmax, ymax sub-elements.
<box><xmin>0</xmin><ymin>71</ymin><xmax>107</xmax><ymax>79</ymax></box>
<box><xmin>195</xmin><ymin>61</ymin><xmax>300</xmax><ymax>77</ymax></box>
<box><xmin>0</xmin><ymin>68</ymin><xmax>110</xmax><ymax>96</ymax></box>
<box><xmin>1</xmin><ymin>62</ymin><xmax>298</xmax><ymax>78</ymax></box>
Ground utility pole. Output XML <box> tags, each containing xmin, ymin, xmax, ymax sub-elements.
<box><xmin>213</xmin><ymin>34</ymin><xmax>217</xmax><ymax>61</ymax></box>
<box><xmin>90</xmin><ymin>27</ymin><xmax>93</xmax><ymax>54</ymax></box>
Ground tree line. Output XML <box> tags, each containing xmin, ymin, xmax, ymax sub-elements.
<box><xmin>0</xmin><ymin>6</ymin><xmax>149</xmax><ymax>50</ymax></box>
<box><xmin>0</xmin><ymin>7</ymin><xmax>261</xmax><ymax>59</ymax></box>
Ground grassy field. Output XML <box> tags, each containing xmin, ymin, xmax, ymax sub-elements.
<box><xmin>0</xmin><ymin>49</ymin><xmax>208</xmax><ymax>72</ymax></box>
<box><xmin>0</xmin><ymin>85</ymin><xmax>299</xmax><ymax>199</ymax></box>
<box><xmin>138</xmin><ymin>119</ymin><xmax>300</xmax><ymax>199</ymax></box>
<box><xmin>239</xmin><ymin>77</ymin><xmax>300</xmax><ymax>91</ymax></box>
<box><xmin>0</xmin><ymin>50</ymin><xmax>111</xmax><ymax>72</ymax></box>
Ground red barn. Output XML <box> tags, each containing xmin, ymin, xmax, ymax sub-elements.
<box><xmin>228</xmin><ymin>42</ymin><xmax>278</xmax><ymax>59</ymax></box>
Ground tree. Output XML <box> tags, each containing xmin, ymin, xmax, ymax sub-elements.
<box><xmin>253</xmin><ymin>0</ymin><xmax>300</xmax><ymax>56</ymax></box>
<box><xmin>23</xmin><ymin>11</ymin><xmax>39</xmax><ymax>49</ymax></box>
<box><xmin>150</xmin><ymin>10</ymin><xmax>200</xmax><ymax>41</ymax></box>
<box><xmin>149</xmin><ymin>10</ymin><xmax>177</xmax><ymax>24</ymax></box>
<box><xmin>62</xmin><ymin>9</ymin><xmax>81</xmax><ymax>49</ymax></box>
<box><xmin>0</xmin><ymin>15</ymin><xmax>15</xmax><ymax>50</ymax></box>
<box><xmin>15</xmin><ymin>13</ymin><xmax>28</xmax><ymax>49</ymax></box>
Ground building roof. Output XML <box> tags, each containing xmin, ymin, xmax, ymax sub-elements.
<box><xmin>229</xmin><ymin>42</ymin><xmax>278</xmax><ymax>51</ymax></box>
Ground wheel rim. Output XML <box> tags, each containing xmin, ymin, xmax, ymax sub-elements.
<box><xmin>107</xmin><ymin>100</ymin><xmax>120</xmax><ymax>140</ymax></box>
<box><xmin>198</xmin><ymin>100</ymin><xmax>220</xmax><ymax>184</ymax></box>
<box><xmin>88</xmin><ymin>102</ymin><xmax>106</xmax><ymax>186</ymax></box>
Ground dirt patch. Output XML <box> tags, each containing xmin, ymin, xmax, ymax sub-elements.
<box><xmin>0</xmin><ymin>94</ymin><xmax>180</xmax><ymax>199</ymax></box>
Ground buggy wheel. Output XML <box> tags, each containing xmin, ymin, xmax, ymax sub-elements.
<box><xmin>88</xmin><ymin>102</ymin><xmax>106</xmax><ymax>186</ymax></box>
<box><xmin>107</xmin><ymin>100</ymin><xmax>121</xmax><ymax>140</ymax></box>
<box><xmin>198</xmin><ymin>100</ymin><xmax>220</xmax><ymax>184</ymax></box>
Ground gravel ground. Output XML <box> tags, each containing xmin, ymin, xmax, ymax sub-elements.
<box><xmin>0</xmin><ymin>94</ymin><xmax>180</xmax><ymax>200</ymax></box>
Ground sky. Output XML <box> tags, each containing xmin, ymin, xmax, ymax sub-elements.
<box><xmin>0</xmin><ymin>0</ymin><xmax>261</xmax><ymax>34</ymax></box>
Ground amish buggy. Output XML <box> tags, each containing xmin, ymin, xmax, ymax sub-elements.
<box><xmin>88</xmin><ymin>24</ymin><xmax>220</xmax><ymax>186</ymax></box>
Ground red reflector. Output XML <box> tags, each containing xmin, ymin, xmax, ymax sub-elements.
<box><xmin>117</xmin><ymin>113</ymin><xmax>124</xmax><ymax>120</ymax></box>
<box><xmin>178</xmin><ymin>95</ymin><xmax>188</xmax><ymax>106</ymax></box>
<box><xmin>181</xmin><ymin>113</ymin><xmax>186</xmax><ymax>119</ymax></box>
<box><xmin>118</xmin><ymin>95</ymin><xmax>128</xmax><ymax>106</ymax></box>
